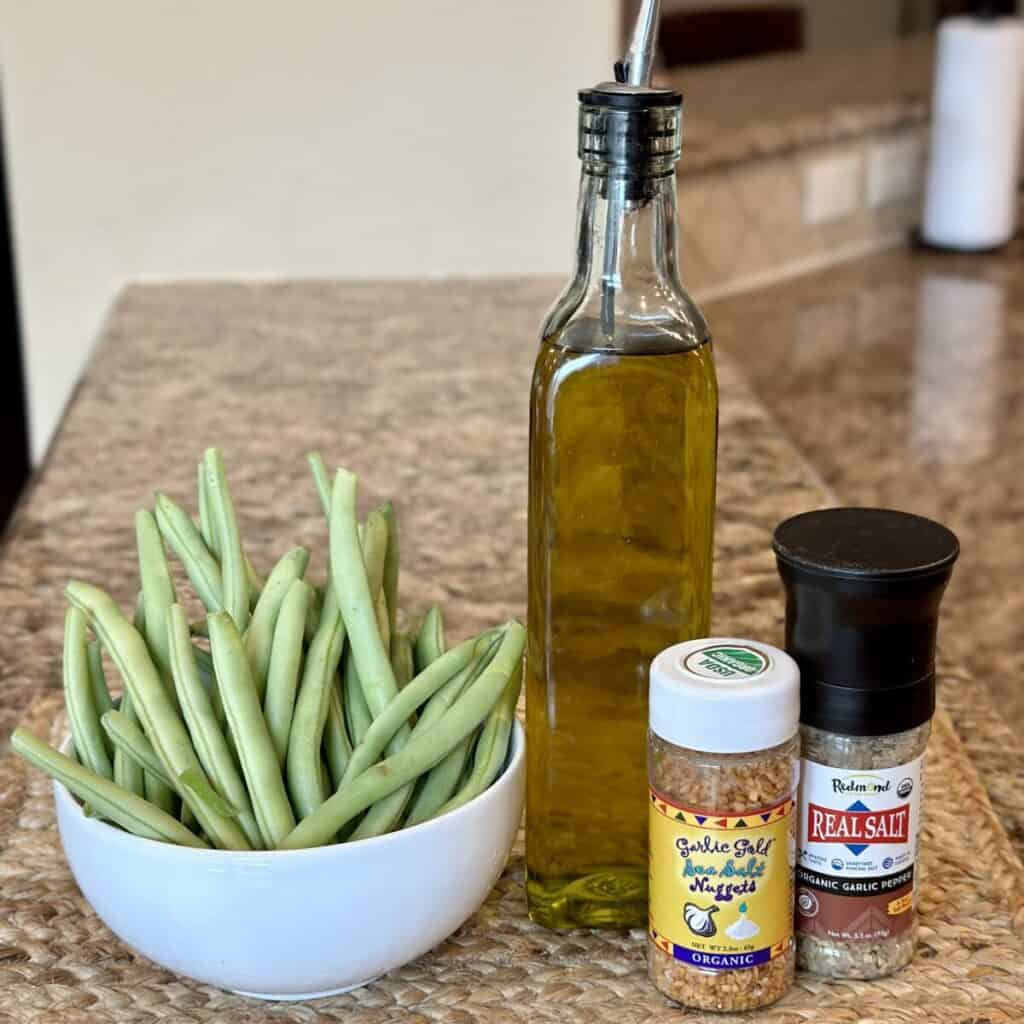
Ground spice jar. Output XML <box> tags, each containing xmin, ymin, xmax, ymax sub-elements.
<box><xmin>774</xmin><ymin>507</ymin><xmax>959</xmax><ymax>980</ymax></box>
<box><xmin>647</xmin><ymin>639</ymin><xmax>800</xmax><ymax>1011</ymax></box>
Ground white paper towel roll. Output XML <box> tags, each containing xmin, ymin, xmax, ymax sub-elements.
<box><xmin>922</xmin><ymin>16</ymin><xmax>1024</xmax><ymax>250</ymax></box>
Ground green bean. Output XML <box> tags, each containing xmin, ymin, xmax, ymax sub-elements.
<box><xmin>66</xmin><ymin>581</ymin><xmax>250</xmax><ymax>850</ymax></box>
<box><xmin>113</xmin><ymin>691</ymin><xmax>145</xmax><ymax>796</ymax></box>
<box><xmin>330</xmin><ymin>472</ymin><xmax>400</xmax><ymax>721</ymax></box>
<box><xmin>113</xmin><ymin>598</ymin><xmax>147</xmax><ymax>796</ymax></box>
<box><xmin>197</xmin><ymin>460</ymin><xmax>218</xmax><ymax>557</ymax></box>
<box><xmin>324</xmin><ymin>624</ymin><xmax>516</xmax><ymax>845</ymax></box>
<box><xmin>101</xmin><ymin>709</ymin><xmax>174</xmax><ymax>788</ymax></box>
<box><xmin>324</xmin><ymin>682</ymin><xmax>351</xmax><ymax>787</ymax></box>
<box><xmin>200</xmin><ymin>459</ymin><xmax>261</xmax><ymax>609</ymax></box>
<box><xmin>208</xmin><ymin>611</ymin><xmax>295</xmax><ymax>847</ymax></box>
<box><xmin>422</xmin><ymin>632</ymin><xmax>500</xmax><ymax>723</ymax></box>
<box><xmin>136</xmin><ymin>510</ymin><xmax>179</xmax><ymax>708</ymax></box>
<box><xmin>354</xmin><ymin>632</ymin><xmax>499</xmax><ymax>839</ymax></box>
<box><xmin>414</xmin><ymin>605</ymin><xmax>445</xmax><ymax>672</ymax></box>
<box><xmin>304</xmin><ymin>588</ymin><xmax>320</xmax><ymax>645</ymax></box>
<box><xmin>191</xmin><ymin>643</ymin><xmax>222</xmax><ymax>710</ymax></box>
<box><xmin>307</xmin><ymin>451</ymin><xmax>332</xmax><ymax>517</ymax></box>
<box><xmin>191</xmin><ymin>642</ymin><xmax>214</xmax><ymax>682</ymax></box>
<box><xmin>263</xmin><ymin>579</ymin><xmax>313</xmax><ymax>766</ymax></box>
<box><xmin>286</xmin><ymin>588</ymin><xmax>346</xmax><ymax>819</ymax></box>
<box><xmin>373</xmin><ymin>591</ymin><xmax>390</xmax><ymax>652</ymax></box>
<box><xmin>136</xmin><ymin>509</ymin><xmax>177</xmax><ymax>680</ymax></box>
<box><xmin>175</xmin><ymin>768</ymin><xmax>242</xmax><ymax>821</ymax></box>
<box><xmin>244</xmin><ymin>555</ymin><xmax>264</xmax><ymax>608</ymax></box>
<box><xmin>133</xmin><ymin>591</ymin><xmax>146</xmax><ymax>630</ymax></box>
<box><xmin>350</xmin><ymin>753</ymin><xmax>430</xmax><ymax>839</ymax></box>
<box><xmin>244</xmin><ymin>547</ymin><xmax>309</xmax><ymax>702</ymax></box>
<box><xmin>341</xmin><ymin>635</ymin><xmax>481</xmax><ymax>787</ymax></box>
<box><xmin>12</xmin><ymin>728</ymin><xmax>206</xmax><ymax>848</ymax></box>
<box><xmin>359</xmin><ymin>508</ymin><xmax>392</xmax><ymax>649</ymax></box>
<box><xmin>143</xmin><ymin>762</ymin><xmax>176</xmax><ymax>813</ymax></box>
<box><xmin>279</xmin><ymin>620</ymin><xmax>524</xmax><ymax>849</ymax></box>
<box><xmin>63</xmin><ymin>608</ymin><xmax>113</xmax><ymax>780</ymax></box>
<box><xmin>360</xmin><ymin>513</ymin><xmax>388</xmax><ymax>592</ymax></box>
<box><xmin>339</xmin><ymin>492</ymin><xmax>392</xmax><ymax>747</ymax></box>
<box><xmin>347</xmin><ymin>778</ymin><xmax>407</xmax><ymax>840</ymax></box>
<box><xmin>380</xmin><ymin>502</ymin><xmax>400</xmax><ymax>639</ymax></box>
<box><xmin>436</xmin><ymin>661</ymin><xmax>521</xmax><ymax>818</ymax></box>
<box><xmin>348</xmin><ymin>630</ymin><xmax>499</xmax><ymax>839</ymax></box>
<box><xmin>135</xmin><ymin>510</ymin><xmax>181</xmax><ymax>812</ymax></box>
<box><xmin>343</xmin><ymin>654</ymin><xmax>373</xmax><ymax>747</ymax></box>
<box><xmin>153</xmin><ymin>492</ymin><xmax>224</xmax><ymax>612</ymax></box>
<box><xmin>87</xmin><ymin>640</ymin><xmax>114</xmax><ymax>725</ymax></box>
<box><xmin>88</xmin><ymin>641</ymin><xmax>116</xmax><ymax>762</ymax></box>
<box><xmin>202</xmin><ymin>448</ymin><xmax>249</xmax><ymax>632</ymax></box>
<box><xmin>406</xmin><ymin>732</ymin><xmax>475</xmax><ymax>826</ymax></box>
<box><xmin>331</xmin><ymin>479</ymin><xmax>413</xmax><ymax>837</ymax></box>
<box><xmin>391</xmin><ymin>631</ymin><xmax>414</xmax><ymax>688</ymax></box>
<box><xmin>403</xmin><ymin>635</ymin><xmax>502</xmax><ymax>826</ymax></box>
<box><xmin>188</xmin><ymin>641</ymin><xmax>232</xmax><ymax>744</ymax></box>
<box><xmin>169</xmin><ymin>606</ymin><xmax>264</xmax><ymax>848</ymax></box>
<box><xmin>144</xmin><ymin>747</ymin><xmax>180</xmax><ymax>813</ymax></box>
<box><xmin>456</xmin><ymin>748</ymin><xmax>475</xmax><ymax>790</ymax></box>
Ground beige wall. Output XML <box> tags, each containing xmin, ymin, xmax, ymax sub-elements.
<box><xmin>2</xmin><ymin>1</ymin><xmax>618</xmax><ymax>461</ymax></box>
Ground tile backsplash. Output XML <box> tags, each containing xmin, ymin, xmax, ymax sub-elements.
<box><xmin>679</xmin><ymin>124</ymin><xmax>928</xmax><ymax>299</ymax></box>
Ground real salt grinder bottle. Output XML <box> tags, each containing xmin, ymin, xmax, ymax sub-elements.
<box><xmin>773</xmin><ymin>507</ymin><xmax>959</xmax><ymax>978</ymax></box>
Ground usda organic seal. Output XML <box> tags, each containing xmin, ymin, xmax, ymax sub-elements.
<box><xmin>681</xmin><ymin>643</ymin><xmax>771</xmax><ymax>680</ymax></box>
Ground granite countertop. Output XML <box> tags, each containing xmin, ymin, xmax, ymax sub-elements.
<box><xmin>0</xmin><ymin>267</ymin><xmax>1022</xmax><ymax>1018</ymax></box>
<box><xmin>1</xmin><ymin>259</ymin><xmax>1019</xmax><ymax>856</ymax></box>
<box><xmin>706</xmin><ymin>238</ymin><xmax>1024</xmax><ymax>851</ymax></box>
<box><xmin>0</xmin><ymin>277</ymin><xmax>828</xmax><ymax>746</ymax></box>
<box><xmin>660</xmin><ymin>34</ymin><xmax>933</xmax><ymax>173</ymax></box>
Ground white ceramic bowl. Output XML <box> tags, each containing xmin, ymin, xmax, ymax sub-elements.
<box><xmin>53</xmin><ymin>721</ymin><xmax>524</xmax><ymax>1000</ymax></box>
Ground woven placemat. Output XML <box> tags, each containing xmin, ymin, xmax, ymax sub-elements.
<box><xmin>0</xmin><ymin>691</ymin><xmax>1021</xmax><ymax>1024</ymax></box>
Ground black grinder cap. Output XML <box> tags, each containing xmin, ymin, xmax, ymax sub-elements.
<box><xmin>773</xmin><ymin>508</ymin><xmax>959</xmax><ymax>737</ymax></box>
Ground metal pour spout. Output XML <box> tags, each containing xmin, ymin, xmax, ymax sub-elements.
<box><xmin>601</xmin><ymin>0</ymin><xmax>663</xmax><ymax>337</ymax></box>
<box><xmin>621</xmin><ymin>0</ymin><xmax>661</xmax><ymax>86</ymax></box>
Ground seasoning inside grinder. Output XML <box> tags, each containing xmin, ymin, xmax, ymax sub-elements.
<box><xmin>773</xmin><ymin>507</ymin><xmax>959</xmax><ymax>980</ymax></box>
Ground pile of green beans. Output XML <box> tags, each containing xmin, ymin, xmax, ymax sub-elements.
<box><xmin>11</xmin><ymin>448</ymin><xmax>523</xmax><ymax>851</ymax></box>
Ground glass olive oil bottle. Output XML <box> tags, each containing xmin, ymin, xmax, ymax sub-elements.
<box><xmin>526</xmin><ymin>81</ymin><xmax>718</xmax><ymax>928</ymax></box>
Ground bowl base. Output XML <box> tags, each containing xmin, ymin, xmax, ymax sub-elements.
<box><xmin>232</xmin><ymin>975</ymin><xmax>382</xmax><ymax>1002</ymax></box>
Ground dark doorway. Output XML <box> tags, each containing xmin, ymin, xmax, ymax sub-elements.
<box><xmin>659</xmin><ymin>7</ymin><xmax>804</xmax><ymax>67</ymax></box>
<box><xmin>0</xmin><ymin>98</ymin><xmax>32</xmax><ymax>531</ymax></box>
<box><xmin>937</xmin><ymin>1</ymin><xmax>1017</xmax><ymax>16</ymax></box>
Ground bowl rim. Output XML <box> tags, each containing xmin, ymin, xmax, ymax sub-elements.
<box><xmin>54</xmin><ymin>718</ymin><xmax>524</xmax><ymax>861</ymax></box>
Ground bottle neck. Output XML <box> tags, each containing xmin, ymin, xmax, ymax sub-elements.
<box><xmin>580</xmin><ymin>170</ymin><xmax>681</xmax><ymax>299</ymax></box>
<box><xmin>543</xmin><ymin>169</ymin><xmax>706</xmax><ymax>352</ymax></box>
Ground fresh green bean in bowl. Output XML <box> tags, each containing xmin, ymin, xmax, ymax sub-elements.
<box><xmin>45</xmin><ymin>715</ymin><xmax>525</xmax><ymax>998</ymax></box>
<box><xmin>14</xmin><ymin>448</ymin><xmax>524</xmax><ymax>852</ymax></box>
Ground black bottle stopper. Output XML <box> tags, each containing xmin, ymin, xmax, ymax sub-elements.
<box><xmin>773</xmin><ymin>508</ymin><xmax>959</xmax><ymax>737</ymax></box>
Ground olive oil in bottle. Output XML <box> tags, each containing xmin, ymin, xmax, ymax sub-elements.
<box><xmin>525</xmin><ymin>69</ymin><xmax>718</xmax><ymax>927</ymax></box>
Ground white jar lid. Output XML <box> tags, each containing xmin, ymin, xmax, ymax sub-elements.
<box><xmin>649</xmin><ymin>638</ymin><xmax>800</xmax><ymax>753</ymax></box>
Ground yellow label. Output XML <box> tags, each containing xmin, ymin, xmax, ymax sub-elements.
<box><xmin>887</xmin><ymin>892</ymin><xmax>913</xmax><ymax>916</ymax></box>
<box><xmin>649</xmin><ymin>788</ymin><xmax>795</xmax><ymax>972</ymax></box>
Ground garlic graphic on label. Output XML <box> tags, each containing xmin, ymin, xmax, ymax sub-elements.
<box><xmin>683</xmin><ymin>902</ymin><xmax>719</xmax><ymax>938</ymax></box>
<box><xmin>725</xmin><ymin>901</ymin><xmax>760</xmax><ymax>940</ymax></box>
